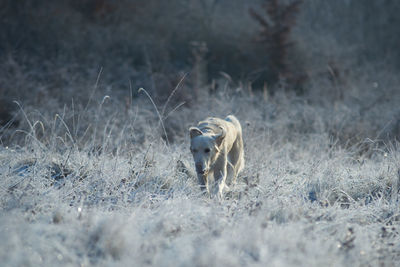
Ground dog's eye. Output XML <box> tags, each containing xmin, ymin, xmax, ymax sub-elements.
<box><xmin>204</xmin><ymin>148</ymin><xmax>210</xmax><ymax>153</ymax></box>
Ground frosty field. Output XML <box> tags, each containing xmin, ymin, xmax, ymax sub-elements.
<box><xmin>2</xmin><ymin>0</ymin><xmax>400</xmax><ymax>266</ymax></box>
<box><xmin>1</xmin><ymin>88</ymin><xmax>399</xmax><ymax>267</ymax></box>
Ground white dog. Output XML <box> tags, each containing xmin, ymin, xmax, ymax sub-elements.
<box><xmin>189</xmin><ymin>115</ymin><xmax>244</xmax><ymax>198</ymax></box>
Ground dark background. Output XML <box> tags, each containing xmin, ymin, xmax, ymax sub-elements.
<box><xmin>1</xmin><ymin>0</ymin><xmax>400</xmax><ymax>92</ymax></box>
<box><xmin>1</xmin><ymin>0</ymin><xmax>400</xmax><ymax>140</ymax></box>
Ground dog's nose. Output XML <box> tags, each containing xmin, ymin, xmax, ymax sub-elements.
<box><xmin>195</xmin><ymin>164</ymin><xmax>205</xmax><ymax>174</ymax></box>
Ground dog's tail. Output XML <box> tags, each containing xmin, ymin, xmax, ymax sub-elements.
<box><xmin>225</xmin><ymin>115</ymin><xmax>242</xmax><ymax>132</ymax></box>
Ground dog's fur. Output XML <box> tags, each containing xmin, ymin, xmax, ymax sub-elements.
<box><xmin>189</xmin><ymin>115</ymin><xmax>244</xmax><ymax>198</ymax></box>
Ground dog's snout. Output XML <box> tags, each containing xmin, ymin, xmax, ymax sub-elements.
<box><xmin>195</xmin><ymin>163</ymin><xmax>205</xmax><ymax>174</ymax></box>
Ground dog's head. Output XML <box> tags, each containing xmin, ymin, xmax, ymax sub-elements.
<box><xmin>189</xmin><ymin>126</ymin><xmax>225</xmax><ymax>175</ymax></box>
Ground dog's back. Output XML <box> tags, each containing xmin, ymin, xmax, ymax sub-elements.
<box><xmin>197</xmin><ymin>117</ymin><xmax>226</xmax><ymax>135</ymax></box>
<box><xmin>197</xmin><ymin>115</ymin><xmax>241</xmax><ymax>141</ymax></box>
<box><xmin>225</xmin><ymin>115</ymin><xmax>242</xmax><ymax>134</ymax></box>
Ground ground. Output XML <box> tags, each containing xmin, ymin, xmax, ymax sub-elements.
<box><xmin>1</xmin><ymin>84</ymin><xmax>399</xmax><ymax>266</ymax></box>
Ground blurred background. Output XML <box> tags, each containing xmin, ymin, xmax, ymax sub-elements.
<box><xmin>2</xmin><ymin>3</ymin><xmax>400</xmax><ymax>266</ymax></box>
<box><xmin>0</xmin><ymin>0</ymin><xmax>400</xmax><ymax>144</ymax></box>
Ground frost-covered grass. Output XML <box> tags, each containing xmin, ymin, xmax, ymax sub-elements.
<box><xmin>1</xmin><ymin>88</ymin><xmax>400</xmax><ymax>266</ymax></box>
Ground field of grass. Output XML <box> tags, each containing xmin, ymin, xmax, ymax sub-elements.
<box><xmin>1</xmin><ymin>1</ymin><xmax>400</xmax><ymax>266</ymax></box>
<box><xmin>1</xmin><ymin>76</ymin><xmax>400</xmax><ymax>266</ymax></box>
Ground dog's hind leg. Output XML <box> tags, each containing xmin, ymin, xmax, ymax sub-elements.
<box><xmin>226</xmin><ymin>160</ymin><xmax>236</xmax><ymax>185</ymax></box>
<box><xmin>228</xmin><ymin>142</ymin><xmax>244</xmax><ymax>184</ymax></box>
<box><xmin>225</xmin><ymin>115</ymin><xmax>245</xmax><ymax>181</ymax></box>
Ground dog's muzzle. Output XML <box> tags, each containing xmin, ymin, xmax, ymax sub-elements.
<box><xmin>195</xmin><ymin>164</ymin><xmax>207</xmax><ymax>175</ymax></box>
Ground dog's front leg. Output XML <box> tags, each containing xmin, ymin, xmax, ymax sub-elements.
<box><xmin>212</xmin><ymin>167</ymin><xmax>227</xmax><ymax>199</ymax></box>
<box><xmin>198</xmin><ymin>174</ymin><xmax>209</xmax><ymax>194</ymax></box>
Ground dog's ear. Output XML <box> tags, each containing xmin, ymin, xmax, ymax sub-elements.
<box><xmin>214</xmin><ymin>126</ymin><xmax>226</xmax><ymax>146</ymax></box>
<box><xmin>189</xmin><ymin>127</ymin><xmax>203</xmax><ymax>138</ymax></box>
